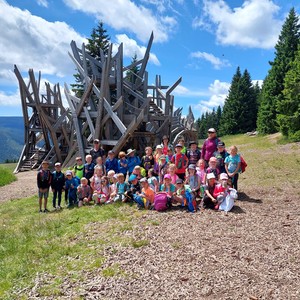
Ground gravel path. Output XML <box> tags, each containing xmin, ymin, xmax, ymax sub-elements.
<box><xmin>0</xmin><ymin>170</ymin><xmax>37</xmax><ymax>202</ymax></box>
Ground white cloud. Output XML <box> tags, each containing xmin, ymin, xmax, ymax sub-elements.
<box><xmin>173</xmin><ymin>84</ymin><xmax>210</xmax><ymax>97</ymax></box>
<box><xmin>0</xmin><ymin>90</ymin><xmax>20</xmax><ymax>106</ymax></box>
<box><xmin>0</xmin><ymin>0</ymin><xmax>85</xmax><ymax>84</ymax></box>
<box><xmin>36</xmin><ymin>0</ymin><xmax>48</xmax><ymax>8</ymax></box>
<box><xmin>191</xmin><ymin>51</ymin><xmax>231</xmax><ymax>69</ymax></box>
<box><xmin>194</xmin><ymin>79</ymin><xmax>230</xmax><ymax>114</ymax></box>
<box><xmin>115</xmin><ymin>34</ymin><xmax>160</xmax><ymax>66</ymax></box>
<box><xmin>63</xmin><ymin>0</ymin><xmax>176</xmax><ymax>43</ymax></box>
<box><xmin>196</xmin><ymin>0</ymin><xmax>282</xmax><ymax>49</ymax></box>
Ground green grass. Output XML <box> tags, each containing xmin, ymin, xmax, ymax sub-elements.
<box><xmin>0</xmin><ymin>165</ymin><xmax>17</xmax><ymax>186</ymax></box>
<box><xmin>0</xmin><ymin>199</ymin><xmax>148</xmax><ymax>299</ymax></box>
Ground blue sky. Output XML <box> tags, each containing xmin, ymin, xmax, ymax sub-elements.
<box><xmin>0</xmin><ymin>0</ymin><xmax>299</xmax><ymax>119</ymax></box>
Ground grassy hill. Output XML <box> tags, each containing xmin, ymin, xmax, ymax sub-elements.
<box><xmin>0</xmin><ymin>117</ymin><xmax>24</xmax><ymax>163</ymax></box>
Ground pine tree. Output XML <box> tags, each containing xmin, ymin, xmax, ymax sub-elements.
<box><xmin>71</xmin><ymin>21</ymin><xmax>111</xmax><ymax>97</ymax></box>
<box><xmin>277</xmin><ymin>45</ymin><xmax>300</xmax><ymax>141</ymax></box>
<box><xmin>125</xmin><ymin>53</ymin><xmax>140</xmax><ymax>84</ymax></box>
<box><xmin>257</xmin><ymin>8</ymin><xmax>300</xmax><ymax>134</ymax></box>
<box><xmin>219</xmin><ymin>67</ymin><xmax>242</xmax><ymax>135</ymax></box>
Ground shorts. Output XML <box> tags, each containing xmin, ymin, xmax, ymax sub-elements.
<box><xmin>38</xmin><ymin>189</ymin><xmax>49</xmax><ymax>198</ymax></box>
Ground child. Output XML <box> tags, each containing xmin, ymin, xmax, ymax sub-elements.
<box><xmin>37</xmin><ymin>160</ymin><xmax>52</xmax><ymax>213</ymax></box>
<box><xmin>107</xmin><ymin>170</ymin><xmax>116</xmax><ymax>185</ymax></box>
<box><xmin>141</xmin><ymin>146</ymin><xmax>154</xmax><ymax>173</ymax></box>
<box><xmin>159</xmin><ymin>174</ymin><xmax>176</xmax><ymax>198</ymax></box>
<box><xmin>167</xmin><ymin>147</ymin><xmax>173</xmax><ymax>162</ymax></box>
<box><xmin>114</xmin><ymin>173</ymin><xmax>129</xmax><ymax>202</ymax></box>
<box><xmin>51</xmin><ymin>162</ymin><xmax>65</xmax><ymax>210</ymax></box>
<box><xmin>77</xmin><ymin>177</ymin><xmax>92</xmax><ymax>207</ymax></box>
<box><xmin>65</xmin><ymin>170</ymin><xmax>80</xmax><ymax>207</ymax></box>
<box><xmin>187</xmin><ymin>141</ymin><xmax>201</xmax><ymax>166</ymax></box>
<box><xmin>92</xmin><ymin>176</ymin><xmax>110</xmax><ymax>204</ymax></box>
<box><xmin>147</xmin><ymin>168</ymin><xmax>159</xmax><ymax>193</ymax></box>
<box><xmin>73</xmin><ymin>157</ymin><xmax>84</xmax><ymax>179</ymax></box>
<box><xmin>105</xmin><ymin>150</ymin><xmax>118</xmax><ymax>173</ymax></box>
<box><xmin>125</xmin><ymin>174</ymin><xmax>141</xmax><ymax>202</ymax></box>
<box><xmin>213</xmin><ymin>141</ymin><xmax>229</xmax><ymax>174</ymax></box>
<box><xmin>167</xmin><ymin>163</ymin><xmax>179</xmax><ymax>185</ymax></box>
<box><xmin>171</xmin><ymin>144</ymin><xmax>188</xmax><ymax>181</ymax></box>
<box><xmin>94</xmin><ymin>156</ymin><xmax>106</xmax><ymax>176</ymax></box>
<box><xmin>153</xmin><ymin>145</ymin><xmax>163</xmax><ymax>174</ymax></box>
<box><xmin>84</xmin><ymin>154</ymin><xmax>95</xmax><ymax>184</ymax></box>
<box><xmin>185</xmin><ymin>164</ymin><xmax>201</xmax><ymax>199</ymax></box>
<box><xmin>118</xmin><ymin>151</ymin><xmax>128</xmax><ymax>177</ymax></box>
<box><xmin>204</xmin><ymin>156</ymin><xmax>220</xmax><ymax>183</ymax></box>
<box><xmin>225</xmin><ymin>145</ymin><xmax>241</xmax><ymax>191</ymax></box>
<box><xmin>132</xmin><ymin>165</ymin><xmax>144</xmax><ymax>180</ymax></box>
<box><xmin>213</xmin><ymin>173</ymin><xmax>230</xmax><ymax>210</ymax></box>
<box><xmin>127</xmin><ymin>148</ymin><xmax>141</xmax><ymax>175</ymax></box>
<box><xmin>107</xmin><ymin>174</ymin><xmax>118</xmax><ymax>203</ymax></box>
<box><xmin>172</xmin><ymin>178</ymin><xmax>187</xmax><ymax>206</ymax></box>
<box><xmin>135</xmin><ymin>178</ymin><xmax>155</xmax><ymax>209</ymax></box>
<box><xmin>196</xmin><ymin>159</ymin><xmax>206</xmax><ymax>185</ymax></box>
<box><xmin>158</xmin><ymin>155</ymin><xmax>169</xmax><ymax>185</ymax></box>
<box><xmin>201</xmin><ymin>173</ymin><xmax>217</xmax><ymax>210</ymax></box>
<box><xmin>177</xmin><ymin>137</ymin><xmax>187</xmax><ymax>155</ymax></box>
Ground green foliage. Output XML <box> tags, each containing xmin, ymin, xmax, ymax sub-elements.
<box><xmin>0</xmin><ymin>166</ymin><xmax>17</xmax><ymax>186</ymax></box>
<box><xmin>219</xmin><ymin>67</ymin><xmax>258</xmax><ymax>136</ymax></box>
<box><xmin>125</xmin><ymin>53</ymin><xmax>140</xmax><ymax>84</ymax></box>
<box><xmin>277</xmin><ymin>45</ymin><xmax>300</xmax><ymax>141</ymax></box>
<box><xmin>71</xmin><ymin>21</ymin><xmax>111</xmax><ymax>97</ymax></box>
<box><xmin>257</xmin><ymin>8</ymin><xmax>300</xmax><ymax>134</ymax></box>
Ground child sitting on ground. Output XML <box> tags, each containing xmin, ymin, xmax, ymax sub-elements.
<box><xmin>147</xmin><ymin>168</ymin><xmax>159</xmax><ymax>193</ymax></box>
<box><xmin>201</xmin><ymin>173</ymin><xmax>217</xmax><ymax>210</ymax></box>
<box><xmin>185</xmin><ymin>164</ymin><xmax>201</xmax><ymax>200</ymax></box>
<box><xmin>107</xmin><ymin>174</ymin><xmax>118</xmax><ymax>203</ymax></box>
<box><xmin>93</xmin><ymin>176</ymin><xmax>110</xmax><ymax>204</ymax></box>
<box><xmin>124</xmin><ymin>174</ymin><xmax>141</xmax><ymax>202</ymax></box>
<box><xmin>134</xmin><ymin>178</ymin><xmax>155</xmax><ymax>209</ymax></box>
<box><xmin>77</xmin><ymin>177</ymin><xmax>92</xmax><ymax>207</ymax></box>
<box><xmin>114</xmin><ymin>173</ymin><xmax>129</xmax><ymax>202</ymax></box>
<box><xmin>159</xmin><ymin>174</ymin><xmax>176</xmax><ymax>198</ymax></box>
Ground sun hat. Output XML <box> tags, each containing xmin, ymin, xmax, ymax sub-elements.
<box><xmin>188</xmin><ymin>164</ymin><xmax>196</xmax><ymax>170</ymax></box>
<box><xmin>164</xmin><ymin>174</ymin><xmax>172</xmax><ymax>180</ymax></box>
<box><xmin>206</xmin><ymin>173</ymin><xmax>215</xmax><ymax>180</ymax></box>
<box><xmin>208</xmin><ymin>128</ymin><xmax>216</xmax><ymax>133</ymax></box>
<box><xmin>129</xmin><ymin>174</ymin><xmax>137</xmax><ymax>182</ymax></box>
<box><xmin>220</xmin><ymin>173</ymin><xmax>228</xmax><ymax>180</ymax></box>
<box><xmin>176</xmin><ymin>178</ymin><xmax>184</xmax><ymax>184</ymax></box>
<box><xmin>126</xmin><ymin>148</ymin><xmax>136</xmax><ymax>156</ymax></box>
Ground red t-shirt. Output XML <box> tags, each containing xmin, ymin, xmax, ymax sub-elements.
<box><xmin>171</xmin><ymin>153</ymin><xmax>188</xmax><ymax>174</ymax></box>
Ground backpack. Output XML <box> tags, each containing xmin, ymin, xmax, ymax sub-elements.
<box><xmin>240</xmin><ymin>155</ymin><xmax>247</xmax><ymax>173</ymax></box>
<box><xmin>184</xmin><ymin>185</ymin><xmax>197</xmax><ymax>212</ymax></box>
<box><xmin>154</xmin><ymin>193</ymin><xmax>169</xmax><ymax>212</ymax></box>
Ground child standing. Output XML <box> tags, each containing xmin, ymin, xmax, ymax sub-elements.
<box><xmin>105</xmin><ymin>150</ymin><xmax>118</xmax><ymax>174</ymax></box>
<box><xmin>171</xmin><ymin>144</ymin><xmax>188</xmax><ymax>181</ymax></box>
<box><xmin>204</xmin><ymin>156</ymin><xmax>220</xmax><ymax>183</ymax></box>
<box><xmin>118</xmin><ymin>151</ymin><xmax>128</xmax><ymax>177</ymax></box>
<box><xmin>73</xmin><ymin>157</ymin><xmax>84</xmax><ymax>179</ymax></box>
<box><xmin>37</xmin><ymin>160</ymin><xmax>52</xmax><ymax>213</ymax></box>
<box><xmin>141</xmin><ymin>146</ymin><xmax>154</xmax><ymax>173</ymax></box>
<box><xmin>225</xmin><ymin>145</ymin><xmax>241</xmax><ymax>191</ymax></box>
<box><xmin>51</xmin><ymin>162</ymin><xmax>65</xmax><ymax>210</ymax></box>
<box><xmin>94</xmin><ymin>156</ymin><xmax>106</xmax><ymax>176</ymax></box>
<box><xmin>84</xmin><ymin>154</ymin><xmax>95</xmax><ymax>184</ymax></box>
<box><xmin>77</xmin><ymin>177</ymin><xmax>92</xmax><ymax>207</ymax></box>
<box><xmin>187</xmin><ymin>141</ymin><xmax>201</xmax><ymax>166</ymax></box>
<box><xmin>65</xmin><ymin>170</ymin><xmax>80</xmax><ymax>207</ymax></box>
<box><xmin>153</xmin><ymin>145</ymin><xmax>163</xmax><ymax>175</ymax></box>
<box><xmin>158</xmin><ymin>155</ymin><xmax>169</xmax><ymax>185</ymax></box>
<box><xmin>213</xmin><ymin>141</ymin><xmax>229</xmax><ymax>174</ymax></box>
<box><xmin>126</xmin><ymin>148</ymin><xmax>141</xmax><ymax>175</ymax></box>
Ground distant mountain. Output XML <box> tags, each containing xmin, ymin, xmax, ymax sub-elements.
<box><xmin>0</xmin><ymin>117</ymin><xmax>24</xmax><ymax>163</ymax></box>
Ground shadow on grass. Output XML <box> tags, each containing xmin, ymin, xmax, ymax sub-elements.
<box><xmin>238</xmin><ymin>192</ymin><xmax>263</xmax><ymax>204</ymax></box>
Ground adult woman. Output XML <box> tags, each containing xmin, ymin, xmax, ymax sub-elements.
<box><xmin>201</xmin><ymin>128</ymin><xmax>220</xmax><ymax>166</ymax></box>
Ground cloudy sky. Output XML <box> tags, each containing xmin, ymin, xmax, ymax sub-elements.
<box><xmin>0</xmin><ymin>0</ymin><xmax>299</xmax><ymax>118</ymax></box>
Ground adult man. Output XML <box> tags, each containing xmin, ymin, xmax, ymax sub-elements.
<box><xmin>90</xmin><ymin>139</ymin><xmax>105</xmax><ymax>164</ymax></box>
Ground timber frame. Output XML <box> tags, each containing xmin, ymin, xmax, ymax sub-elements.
<box><xmin>14</xmin><ymin>33</ymin><xmax>197</xmax><ymax>171</ymax></box>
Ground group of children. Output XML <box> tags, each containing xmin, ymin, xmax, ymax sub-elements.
<box><xmin>37</xmin><ymin>131</ymin><xmax>243</xmax><ymax>213</ymax></box>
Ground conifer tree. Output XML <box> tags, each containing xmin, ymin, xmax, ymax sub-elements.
<box><xmin>277</xmin><ymin>45</ymin><xmax>300</xmax><ymax>141</ymax></box>
<box><xmin>71</xmin><ymin>22</ymin><xmax>111</xmax><ymax>96</ymax></box>
<box><xmin>257</xmin><ymin>8</ymin><xmax>300</xmax><ymax>134</ymax></box>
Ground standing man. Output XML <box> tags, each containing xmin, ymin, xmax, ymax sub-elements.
<box><xmin>90</xmin><ymin>139</ymin><xmax>106</xmax><ymax>164</ymax></box>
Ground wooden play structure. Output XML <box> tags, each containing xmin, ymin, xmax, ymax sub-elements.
<box><xmin>14</xmin><ymin>33</ymin><xmax>197</xmax><ymax>172</ymax></box>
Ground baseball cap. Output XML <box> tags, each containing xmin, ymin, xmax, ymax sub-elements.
<box><xmin>176</xmin><ymin>178</ymin><xmax>184</xmax><ymax>184</ymax></box>
<box><xmin>220</xmin><ymin>173</ymin><xmax>228</xmax><ymax>180</ymax></box>
<box><xmin>175</xmin><ymin>143</ymin><xmax>183</xmax><ymax>148</ymax></box>
<box><xmin>65</xmin><ymin>170</ymin><xmax>72</xmax><ymax>176</ymax></box>
<box><xmin>208</xmin><ymin>128</ymin><xmax>216</xmax><ymax>133</ymax></box>
<box><xmin>54</xmin><ymin>162</ymin><xmax>61</xmax><ymax>167</ymax></box>
<box><xmin>207</xmin><ymin>173</ymin><xmax>215</xmax><ymax>180</ymax></box>
<box><xmin>129</xmin><ymin>174</ymin><xmax>137</xmax><ymax>182</ymax></box>
<box><xmin>188</xmin><ymin>164</ymin><xmax>196</xmax><ymax>170</ymax></box>
<box><xmin>218</xmin><ymin>141</ymin><xmax>225</xmax><ymax>147</ymax></box>
<box><xmin>164</xmin><ymin>174</ymin><xmax>171</xmax><ymax>180</ymax></box>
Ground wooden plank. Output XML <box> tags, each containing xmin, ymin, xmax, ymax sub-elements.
<box><xmin>103</xmin><ymin>98</ymin><xmax>126</xmax><ymax>134</ymax></box>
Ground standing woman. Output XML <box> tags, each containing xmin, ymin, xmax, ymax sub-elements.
<box><xmin>201</xmin><ymin>128</ymin><xmax>220</xmax><ymax>166</ymax></box>
<box><xmin>161</xmin><ymin>135</ymin><xmax>173</xmax><ymax>155</ymax></box>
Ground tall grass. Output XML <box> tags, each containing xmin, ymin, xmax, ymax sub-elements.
<box><xmin>0</xmin><ymin>165</ymin><xmax>17</xmax><ymax>186</ymax></box>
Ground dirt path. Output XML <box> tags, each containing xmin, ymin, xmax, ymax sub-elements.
<box><xmin>0</xmin><ymin>170</ymin><xmax>37</xmax><ymax>203</ymax></box>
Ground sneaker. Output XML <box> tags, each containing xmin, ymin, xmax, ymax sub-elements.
<box><xmin>39</xmin><ymin>209</ymin><xmax>43</xmax><ymax>213</ymax></box>
<box><xmin>57</xmin><ymin>206</ymin><xmax>62</xmax><ymax>210</ymax></box>
<box><xmin>214</xmin><ymin>204</ymin><xmax>219</xmax><ymax>210</ymax></box>
<box><xmin>43</xmin><ymin>208</ymin><xmax>50</xmax><ymax>213</ymax></box>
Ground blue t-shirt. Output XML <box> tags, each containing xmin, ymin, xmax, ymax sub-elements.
<box><xmin>225</xmin><ymin>155</ymin><xmax>241</xmax><ymax>173</ymax></box>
